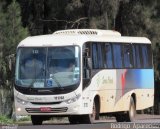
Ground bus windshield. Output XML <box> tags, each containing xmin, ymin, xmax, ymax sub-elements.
<box><xmin>15</xmin><ymin>46</ymin><xmax>80</xmax><ymax>89</ymax></box>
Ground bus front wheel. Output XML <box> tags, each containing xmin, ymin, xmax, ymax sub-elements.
<box><xmin>31</xmin><ymin>115</ymin><xmax>43</xmax><ymax>125</ymax></box>
<box><xmin>84</xmin><ymin>100</ymin><xmax>99</xmax><ymax>124</ymax></box>
<box><xmin>68</xmin><ymin>116</ymin><xmax>81</xmax><ymax>124</ymax></box>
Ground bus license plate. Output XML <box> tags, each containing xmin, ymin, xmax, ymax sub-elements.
<box><xmin>40</xmin><ymin>107</ymin><xmax>51</xmax><ymax>112</ymax></box>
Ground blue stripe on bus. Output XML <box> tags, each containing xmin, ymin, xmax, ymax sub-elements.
<box><xmin>125</xmin><ymin>69</ymin><xmax>154</xmax><ymax>89</ymax></box>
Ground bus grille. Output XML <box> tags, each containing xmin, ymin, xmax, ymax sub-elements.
<box><xmin>25</xmin><ymin>107</ymin><xmax>68</xmax><ymax>113</ymax></box>
<box><xmin>31</xmin><ymin>102</ymin><xmax>62</xmax><ymax>105</ymax></box>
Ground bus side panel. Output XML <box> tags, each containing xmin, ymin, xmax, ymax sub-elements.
<box><xmin>83</xmin><ymin>69</ymin><xmax>154</xmax><ymax>114</ymax></box>
<box><xmin>82</xmin><ymin>70</ymin><xmax>117</xmax><ymax>113</ymax></box>
<box><xmin>96</xmin><ymin>70</ymin><xmax>117</xmax><ymax>113</ymax></box>
<box><xmin>114</xmin><ymin>69</ymin><xmax>154</xmax><ymax>111</ymax></box>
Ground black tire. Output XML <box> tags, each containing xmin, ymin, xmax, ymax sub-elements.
<box><xmin>115</xmin><ymin>114</ymin><xmax>126</xmax><ymax>122</ymax></box>
<box><xmin>84</xmin><ymin>100</ymin><xmax>99</xmax><ymax>124</ymax></box>
<box><xmin>31</xmin><ymin>115</ymin><xmax>43</xmax><ymax>125</ymax></box>
<box><xmin>69</xmin><ymin>99</ymin><xmax>99</xmax><ymax>124</ymax></box>
<box><xmin>116</xmin><ymin>97</ymin><xmax>136</xmax><ymax>122</ymax></box>
<box><xmin>126</xmin><ymin>97</ymin><xmax>136</xmax><ymax>122</ymax></box>
<box><xmin>68</xmin><ymin>116</ymin><xmax>80</xmax><ymax>124</ymax></box>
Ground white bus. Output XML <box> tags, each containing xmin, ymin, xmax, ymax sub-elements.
<box><xmin>14</xmin><ymin>29</ymin><xmax>154</xmax><ymax>125</ymax></box>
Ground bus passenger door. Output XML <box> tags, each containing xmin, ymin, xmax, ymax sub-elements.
<box><xmin>83</xmin><ymin>43</ymin><xmax>92</xmax><ymax>89</ymax></box>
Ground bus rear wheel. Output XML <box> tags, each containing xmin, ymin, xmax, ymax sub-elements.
<box><xmin>115</xmin><ymin>114</ymin><xmax>126</xmax><ymax>122</ymax></box>
<box><xmin>126</xmin><ymin>97</ymin><xmax>136</xmax><ymax>122</ymax></box>
<box><xmin>116</xmin><ymin>97</ymin><xmax>136</xmax><ymax>122</ymax></box>
<box><xmin>31</xmin><ymin>115</ymin><xmax>43</xmax><ymax>125</ymax></box>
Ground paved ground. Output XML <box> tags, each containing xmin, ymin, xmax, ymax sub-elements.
<box><xmin>1</xmin><ymin>114</ymin><xmax>160</xmax><ymax>129</ymax></box>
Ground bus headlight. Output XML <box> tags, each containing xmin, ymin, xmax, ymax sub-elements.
<box><xmin>64</xmin><ymin>94</ymin><xmax>81</xmax><ymax>104</ymax></box>
<box><xmin>16</xmin><ymin>97</ymin><xmax>28</xmax><ymax>105</ymax></box>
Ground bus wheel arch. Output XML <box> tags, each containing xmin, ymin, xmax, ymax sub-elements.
<box><xmin>131</xmin><ymin>93</ymin><xmax>136</xmax><ymax>109</ymax></box>
<box><xmin>88</xmin><ymin>95</ymin><xmax>100</xmax><ymax>123</ymax></box>
<box><xmin>115</xmin><ymin>93</ymin><xmax>137</xmax><ymax>122</ymax></box>
<box><xmin>83</xmin><ymin>95</ymin><xmax>100</xmax><ymax>124</ymax></box>
<box><xmin>93</xmin><ymin>95</ymin><xmax>100</xmax><ymax>120</ymax></box>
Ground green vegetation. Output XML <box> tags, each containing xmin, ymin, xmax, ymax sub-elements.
<box><xmin>2</xmin><ymin>0</ymin><xmax>29</xmax><ymax>57</ymax></box>
<box><xmin>0</xmin><ymin>115</ymin><xmax>32</xmax><ymax>125</ymax></box>
<box><xmin>17</xmin><ymin>116</ymin><xmax>31</xmax><ymax>122</ymax></box>
<box><xmin>0</xmin><ymin>0</ymin><xmax>29</xmax><ymax>118</ymax></box>
<box><xmin>0</xmin><ymin>115</ymin><xmax>14</xmax><ymax>125</ymax></box>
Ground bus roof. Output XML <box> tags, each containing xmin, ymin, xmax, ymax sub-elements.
<box><xmin>17</xmin><ymin>29</ymin><xmax>151</xmax><ymax>48</ymax></box>
<box><xmin>53</xmin><ymin>29</ymin><xmax>121</xmax><ymax>36</ymax></box>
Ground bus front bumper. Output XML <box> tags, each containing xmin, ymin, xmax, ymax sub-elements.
<box><xmin>15</xmin><ymin>99</ymin><xmax>85</xmax><ymax>116</ymax></box>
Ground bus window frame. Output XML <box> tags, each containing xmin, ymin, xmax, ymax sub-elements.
<box><xmin>83</xmin><ymin>42</ymin><xmax>153</xmax><ymax>71</ymax></box>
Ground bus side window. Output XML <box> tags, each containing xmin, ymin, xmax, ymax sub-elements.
<box><xmin>141</xmin><ymin>44</ymin><xmax>152</xmax><ymax>68</ymax></box>
<box><xmin>112</xmin><ymin>44</ymin><xmax>123</xmax><ymax>68</ymax></box>
<box><xmin>97</xmin><ymin>44</ymin><xmax>104</xmax><ymax>68</ymax></box>
<box><xmin>105</xmin><ymin>43</ymin><xmax>113</xmax><ymax>68</ymax></box>
<box><xmin>132</xmin><ymin>44</ymin><xmax>136</xmax><ymax>68</ymax></box>
<box><xmin>147</xmin><ymin>45</ymin><xmax>153</xmax><ymax>68</ymax></box>
<box><xmin>92</xmin><ymin>43</ymin><xmax>104</xmax><ymax>69</ymax></box>
<box><xmin>132</xmin><ymin>44</ymin><xmax>142</xmax><ymax>68</ymax></box>
<box><xmin>123</xmin><ymin>44</ymin><xmax>133</xmax><ymax>68</ymax></box>
<box><xmin>92</xmin><ymin>43</ymin><xmax>98</xmax><ymax>69</ymax></box>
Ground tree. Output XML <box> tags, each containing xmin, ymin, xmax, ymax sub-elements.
<box><xmin>2</xmin><ymin>0</ymin><xmax>29</xmax><ymax>57</ymax></box>
<box><xmin>0</xmin><ymin>0</ymin><xmax>29</xmax><ymax>117</ymax></box>
<box><xmin>83</xmin><ymin>0</ymin><xmax>120</xmax><ymax>29</ymax></box>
